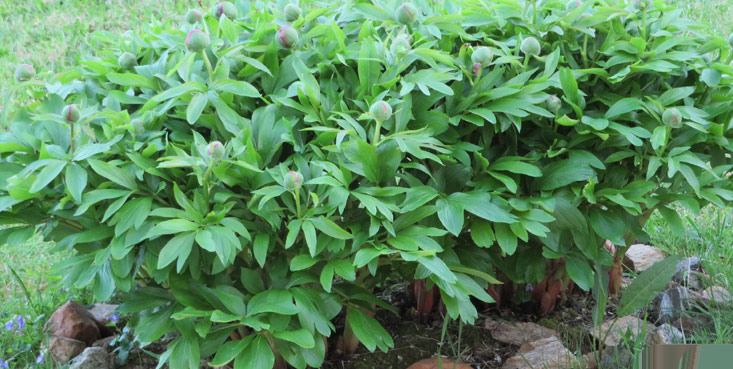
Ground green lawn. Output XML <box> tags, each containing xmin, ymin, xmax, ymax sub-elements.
<box><xmin>0</xmin><ymin>0</ymin><xmax>731</xmax><ymax>367</ymax></box>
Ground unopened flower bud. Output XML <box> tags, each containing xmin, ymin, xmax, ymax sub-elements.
<box><xmin>62</xmin><ymin>104</ymin><xmax>80</xmax><ymax>123</ymax></box>
<box><xmin>520</xmin><ymin>37</ymin><xmax>541</xmax><ymax>56</ymax></box>
<box><xmin>471</xmin><ymin>47</ymin><xmax>493</xmax><ymax>68</ymax></box>
<box><xmin>213</xmin><ymin>1</ymin><xmax>237</xmax><ymax>19</ymax></box>
<box><xmin>186</xmin><ymin>30</ymin><xmax>210</xmax><ymax>52</ymax></box>
<box><xmin>14</xmin><ymin>64</ymin><xmax>35</xmax><ymax>82</ymax></box>
<box><xmin>369</xmin><ymin>100</ymin><xmax>392</xmax><ymax>122</ymax></box>
<box><xmin>284</xmin><ymin>3</ymin><xmax>302</xmax><ymax>22</ymax></box>
<box><xmin>118</xmin><ymin>52</ymin><xmax>137</xmax><ymax>69</ymax></box>
<box><xmin>663</xmin><ymin>108</ymin><xmax>682</xmax><ymax>128</ymax></box>
<box><xmin>284</xmin><ymin>171</ymin><xmax>302</xmax><ymax>191</ymax></box>
<box><xmin>391</xmin><ymin>36</ymin><xmax>411</xmax><ymax>55</ymax></box>
<box><xmin>630</xmin><ymin>0</ymin><xmax>647</xmax><ymax>10</ymax></box>
<box><xmin>186</xmin><ymin>9</ymin><xmax>202</xmax><ymax>24</ymax></box>
<box><xmin>545</xmin><ymin>95</ymin><xmax>561</xmax><ymax>113</ymax></box>
<box><xmin>207</xmin><ymin>141</ymin><xmax>225</xmax><ymax>160</ymax></box>
<box><xmin>395</xmin><ymin>3</ymin><xmax>418</xmax><ymax>24</ymax></box>
<box><xmin>276</xmin><ymin>26</ymin><xmax>299</xmax><ymax>49</ymax></box>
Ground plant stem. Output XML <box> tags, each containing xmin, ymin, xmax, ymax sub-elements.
<box><xmin>293</xmin><ymin>189</ymin><xmax>302</xmax><ymax>219</ymax></box>
<box><xmin>201</xmin><ymin>50</ymin><xmax>215</xmax><ymax>81</ymax></box>
<box><xmin>202</xmin><ymin>164</ymin><xmax>214</xmax><ymax>210</ymax></box>
<box><xmin>373</xmin><ymin>119</ymin><xmax>383</xmax><ymax>146</ymax></box>
<box><xmin>70</xmin><ymin>123</ymin><xmax>75</xmax><ymax>153</ymax></box>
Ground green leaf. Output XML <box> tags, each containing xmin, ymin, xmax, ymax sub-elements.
<box><xmin>346</xmin><ymin>308</ymin><xmax>394</xmax><ymax>353</ymax></box>
<box><xmin>187</xmin><ymin>93</ymin><xmax>208</xmax><ymax>124</ymax></box>
<box><xmin>470</xmin><ymin>220</ymin><xmax>494</xmax><ymax>248</ymax></box>
<box><xmin>559</xmin><ymin>68</ymin><xmax>579</xmax><ymax>104</ymax></box>
<box><xmin>88</xmin><ymin>159</ymin><xmax>138</xmax><ymax>190</ymax></box>
<box><xmin>211</xmin><ymin>79</ymin><xmax>261</xmax><ymax>97</ymax></box>
<box><xmin>30</xmin><ymin>159</ymin><xmax>66</xmax><ymax>193</ymax></box>
<box><xmin>617</xmin><ymin>256</ymin><xmax>682</xmax><ymax>316</ymax></box>
<box><xmin>65</xmin><ymin>163</ymin><xmax>87</xmax><ymax>202</ymax></box>
<box><xmin>604</xmin><ymin>98</ymin><xmax>644</xmax><ymax>119</ymax></box>
<box><xmin>657</xmin><ymin>206</ymin><xmax>686</xmax><ymax>237</ymax></box>
<box><xmin>272</xmin><ymin>329</ymin><xmax>316</xmax><ymax>348</ymax></box>
<box><xmin>565</xmin><ymin>256</ymin><xmax>593</xmax><ymax>291</ymax></box>
<box><xmin>209</xmin><ymin>336</ymin><xmax>254</xmax><ymax>367</ymax></box>
<box><xmin>107</xmin><ymin>72</ymin><xmax>156</xmax><ymax>89</ymax></box>
<box><xmin>234</xmin><ymin>335</ymin><xmax>274</xmax><ymax>369</ymax></box>
<box><xmin>157</xmin><ymin>232</ymin><xmax>195</xmax><ymax>269</ymax></box>
<box><xmin>416</xmin><ymin>255</ymin><xmax>457</xmax><ymax>284</ymax></box>
<box><xmin>589</xmin><ymin>208</ymin><xmax>626</xmax><ymax>245</ymax></box>
<box><xmin>436</xmin><ymin>198</ymin><xmax>463</xmax><ymax>236</ymax></box>
<box><xmin>147</xmin><ymin>219</ymin><xmax>200</xmax><ymax>239</ymax></box>
<box><xmin>494</xmin><ymin>223</ymin><xmax>517</xmax><ymax>255</ymax></box>
<box><xmin>247</xmin><ymin>289</ymin><xmax>298</xmax><ymax>316</ymax></box>
<box><xmin>310</xmin><ymin>216</ymin><xmax>352</xmax><ymax>239</ymax></box>
<box><xmin>253</xmin><ymin>234</ymin><xmax>269</xmax><ymax>268</ymax></box>
<box><xmin>302</xmin><ymin>220</ymin><xmax>318</xmax><ymax>257</ymax></box>
<box><xmin>701</xmin><ymin>68</ymin><xmax>721</xmax><ymax>87</ymax></box>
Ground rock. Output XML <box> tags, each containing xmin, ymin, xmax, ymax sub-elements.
<box><xmin>406</xmin><ymin>357</ymin><xmax>472</xmax><ymax>369</ymax></box>
<box><xmin>92</xmin><ymin>336</ymin><xmax>116</xmax><ymax>351</ymax></box>
<box><xmin>88</xmin><ymin>303</ymin><xmax>119</xmax><ymax>325</ymax></box>
<box><xmin>623</xmin><ymin>244</ymin><xmax>666</xmax><ymax>272</ymax></box>
<box><xmin>45</xmin><ymin>301</ymin><xmax>101</xmax><ymax>346</ymax></box>
<box><xmin>652</xmin><ymin>287</ymin><xmax>701</xmax><ymax>323</ymax></box>
<box><xmin>671</xmin><ymin>315</ymin><xmax>713</xmax><ymax>333</ymax></box>
<box><xmin>69</xmin><ymin>347</ymin><xmax>113</xmax><ymax>369</ymax></box>
<box><xmin>502</xmin><ymin>336</ymin><xmax>578</xmax><ymax>369</ymax></box>
<box><xmin>47</xmin><ymin>336</ymin><xmax>86</xmax><ymax>363</ymax></box>
<box><xmin>590</xmin><ymin>316</ymin><xmax>655</xmax><ymax>346</ymax></box>
<box><xmin>581</xmin><ymin>352</ymin><xmax>598</xmax><ymax>369</ymax></box>
<box><xmin>701</xmin><ymin>286</ymin><xmax>732</xmax><ymax>305</ymax></box>
<box><xmin>600</xmin><ymin>345</ymin><xmax>633</xmax><ymax>369</ymax></box>
<box><xmin>673</xmin><ymin>257</ymin><xmax>704</xmax><ymax>290</ymax></box>
<box><xmin>484</xmin><ymin>318</ymin><xmax>558</xmax><ymax>345</ymax></box>
<box><xmin>645</xmin><ymin>323</ymin><xmax>684</xmax><ymax>344</ymax></box>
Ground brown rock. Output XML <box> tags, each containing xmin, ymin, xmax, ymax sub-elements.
<box><xmin>406</xmin><ymin>357</ymin><xmax>472</xmax><ymax>369</ymax></box>
<box><xmin>645</xmin><ymin>323</ymin><xmax>684</xmax><ymax>344</ymax></box>
<box><xmin>45</xmin><ymin>301</ymin><xmax>101</xmax><ymax>346</ymax></box>
<box><xmin>502</xmin><ymin>336</ymin><xmax>578</xmax><ymax>369</ymax></box>
<box><xmin>47</xmin><ymin>336</ymin><xmax>86</xmax><ymax>363</ymax></box>
<box><xmin>701</xmin><ymin>286</ymin><xmax>732</xmax><ymax>304</ymax></box>
<box><xmin>484</xmin><ymin>318</ymin><xmax>558</xmax><ymax>346</ymax></box>
<box><xmin>590</xmin><ymin>316</ymin><xmax>655</xmax><ymax>346</ymax></box>
<box><xmin>623</xmin><ymin>244</ymin><xmax>666</xmax><ymax>272</ymax></box>
<box><xmin>582</xmin><ymin>352</ymin><xmax>598</xmax><ymax>369</ymax></box>
<box><xmin>92</xmin><ymin>336</ymin><xmax>116</xmax><ymax>351</ymax></box>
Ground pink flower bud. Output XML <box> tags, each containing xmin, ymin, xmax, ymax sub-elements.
<box><xmin>284</xmin><ymin>171</ymin><xmax>302</xmax><ymax>191</ymax></box>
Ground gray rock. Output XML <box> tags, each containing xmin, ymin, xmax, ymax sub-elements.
<box><xmin>88</xmin><ymin>303</ymin><xmax>119</xmax><ymax>325</ymax></box>
<box><xmin>623</xmin><ymin>244</ymin><xmax>666</xmax><ymax>272</ymax></box>
<box><xmin>484</xmin><ymin>318</ymin><xmax>558</xmax><ymax>346</ymax></box>
<box><xmin>47</xmin><ymin>335</ymin><xmax>86</xmax><ymax>363</ymax></box>
<box><xmin>600</xmin><ymin>345</ymin><xmax>633</xmax><ymax>369</ymax></box>
<box><xmin>652</xmin><ymin>287</ymin><xmax>701</xmax><ymax>323</ymax></box>
<box><xmin>646</xmin><ymin>323</ymin><xmax>684</xmax><ymax>344</ymax></box>
<box><xmin>673</xmin><ymin>257</ymin><xmax>704</xmax><ymax>290</ymax></box>
<box><xmin>69</xmin><ymin>347</ymin><xmax>113</xmax><ymax>369</ymax></box>
<box><xmin>701</xmin><ymin>286</ymin><xmax>732</xmax><ymax>305</ymax></box>
<box><xmin>590</xmin><ymin>316</ymin><xmax>655</xmax><ymax>346</ymax></box>
<box><xmin>502</xmin><ymin>336</ymin><xmax>579</xmax><ymax>369</ymax></box>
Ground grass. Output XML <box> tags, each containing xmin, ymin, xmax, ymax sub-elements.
<box><xmin>0</xmin><ymin>0</ymin><xmax>732</xmax><ymax>367</ymax></box>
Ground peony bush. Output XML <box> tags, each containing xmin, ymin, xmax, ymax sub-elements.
<box><xmin>1</xmin><ymin>0</ymin><xmax>732</xmax><ymax>367</ymax></box>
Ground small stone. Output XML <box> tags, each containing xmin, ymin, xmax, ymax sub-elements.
<box><xmin>622</xmin><ymin>244</ymin><xmax>666</xmax><ymax>272</ymax></box>
<box><xmin>701</xmin><ymin>286</ymin><xmax>732</xmax><ymax>304</ymax></box>
<box><xmin>590</xmin><ymin>316</ymin><xmax>655</xmax><ymax>346</ymax></box>
<box><xmin>45</xmin><ymin>301</ymin><xmax>101</xmax><ymax>346</ymax></box>
<box><xmin>406</xmin><ymin>357</ymin><xmax>472</xmax><ymax>369</ymax></box>
<box><xmin>484</xmin><ymin>318</ymin><xmax>558</xmax><ymax>346</ymax></box>
<box><xmin>652</xmin><ymin>287</ymin><xmax>701</xmax><ymax>323</ymax></box>
<box><xmin>645</xmin><ymin>323</ymin><xmax>684</xmax><ymax>344</ymax></box>
<box><xmin>600</xmin><ymin>345</ymin><xmax>633</xmax><ymax>369</ymax></box>
<box><xmin>69</xmin><ymin>347</ymin><xmax>113</xmax><ymax>369</ymax></box>
<box><xmin>502</xmin><ymin>336</ymin><xmax>578</xmax><ymax>369</ymax></box>
<box><xmin>47</xmin><ymin>336</ymin><xmax>86</xmax><ymax>363</ymax></box>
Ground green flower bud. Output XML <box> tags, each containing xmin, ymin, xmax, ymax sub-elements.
<box><xmin>207</xmin><ymin>141</ymin><xmax>225</xmax><ymax>160</ymax></box>
<box><xmin>276</xmin><ymin>26</ymin><xmax>299</xmax><ymax>49</ymax></box>
<box><xmin>14</xmin><ymin>64</ymin><xmax>35</xmax><ymax>82</ymax></box>
<box><xmin>369</xmin><ymin>100</ymin><xmax>392</xmax><ymax>122</ymax></box>
<box><xmin>566</xmin><ymin>0</ymin><xmax>581</xmax><ymax>10</ymax></box>
<box><xmin>284</xmin><ymin>170</ymin><xmax>303</xmax><ymax>191</ymax></box>
<box><xmin>213</xmin><ymin>1</ymin><xmax>237</xmax><ymax>19</ymax></box>
<box><xmin>118</xmin><ymin>52</ymin><xmax>137</xmax><ymax>69</ymax></box>
<box><xmin>520</xmin><ymin>37</ymin><xmax>541</xmax><ymax>56</ymax></box>
<box><xmin>545</xmin><ymin>95</ymin><xmax>561</xmax><ymax>113</ymax></box>
<box><xmin>62</xmin><ymin>104</ymin><xmax>80</xmax><ymax>123</ymax></box>
<box><xmin>391</xmin><ymin>36</ymin><xmax>411</xmax><ymax>55</ymax></box>
<box><xmin>186</xmin><ymin>30</ymin><xmax>210</xmax><ymax>52</ymax></box>
<box><xmin>630</xmin><ymin>0</ymin><xmax>647</xmax><ymax>10</ymax></box>
<box><xmin>284</xmin><ymin>3</ymin><xmax>302</xmax><ymax>22</ymax></box>
<box><xmin>186</xmin><ymin>9</ymin><xmax>202</xmax><ymax>24</ymax></box>
<box><xmin>395</xmin><ymin>3</ymin><xmax>418</xmax><ymax>24</ymax></box>
<box><xmin>471</xmin><ymin>47</ymin><xmax>493</xmax><ymax>68</ymax></box>
<box><xmin>663</xmin><ymin>108</ymin><xmax>682</xmax><ymax>128</ymax></box>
